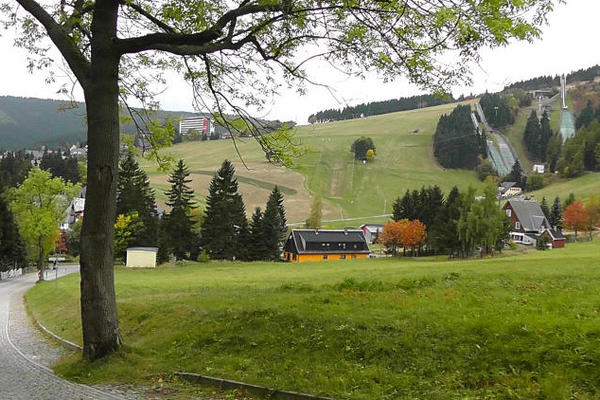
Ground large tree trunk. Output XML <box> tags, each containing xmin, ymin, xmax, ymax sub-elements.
<box><xmin>79</xmin><ymin>0</ymin><xmax>122</xmax><ymax>360</ymax></box>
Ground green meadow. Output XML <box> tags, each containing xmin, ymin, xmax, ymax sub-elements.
<box><xmin>27</xmin><ymin>241</ymin><xmax>600</xmax><ymax>399</ymax></box>
<box><xmin>140</xmin><ymin>101</ymin><xmax>481</xmax><ymax>225</ymax></box>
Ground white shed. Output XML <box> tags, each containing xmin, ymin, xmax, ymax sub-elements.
<box><xmin>126</xmin><ymin>247</ymin><xmax>158</xmax><ymax>268</ymax></box>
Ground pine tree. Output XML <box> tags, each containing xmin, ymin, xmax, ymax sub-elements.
<box><xmin>550</xmin><ymin>196</ymin><xmax>562</xmax><ymax>231</ymax></box>
<box><xmin>540</xmin><ymin>197</ymin><xmax>550</xmax><ymax>220</ymax></box>
<box><xmin>506</xmin><ymin>160</ymin><xmax>526</xmax><ymax>189</ymax></box>
<box><xmin>201</xmin><ymin>160</ymin><xmax>248</xmax><ymax>260</ymax></box>
<box><xmin>262</xmin><ymin>192</ymin><xmax>282</xmax><ymax>261</ymax></box>
<box><xmin>248</xmin><ymin>207</ymin><xmax>267</xmax><ymax>261</ymax></box>
<box><xmin>116</xmin><ymin>151</ymin><xmax>158</xmax><ymax>246</ymax></box>
<box><xmin>268</xmin><ymin>186</ymin><xmax>287</xmax><ymax>239</ymax></box>
<box><xmin>162</xmin><ymin>160</ymin><xmax>198</xmax><ymax>260</ymax></box>
<box><xmin>430</xmin><ymin>186</ymin><xmax>462</xmax><ymax>255</ymax></box>
<box><xmin>539</xmin><ymin>111</ymin><xmax>552</xmax><ymax>162</ymax></box>
<box><xmin>523</xmin><ymin>110</ymin><xmax>541</xmax><ymax>159</ymax></box>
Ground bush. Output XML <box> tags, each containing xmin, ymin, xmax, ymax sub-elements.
<box><xmin>197</xmin><ymin>249</ymin><xmax>210</xmax><ymax>263</ymax></box>
<box><xmin>536</xmin><ymin>237</ymin><xmax>549</xmax><ymax>251</ymax></box>
<box><xmin>477</xmin><ymin>159</ymin><xmax>497</xmax><ymax>181</ymax></box>
<box><xmin>526</xmin><ymin>174</ymin><xmax>545</xmax><ymax>191</ymax></box>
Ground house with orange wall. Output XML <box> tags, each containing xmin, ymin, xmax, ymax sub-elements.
<box><xmin>283</xmin><ymin>229</ymin><xmax>371</xmax><ymax>262</ymax></box>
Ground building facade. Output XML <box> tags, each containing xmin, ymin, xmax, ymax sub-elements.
<box><xmin>284</xmin><ymin>229</ymin><xmax>371</xmax><ymax>262</ymax></box>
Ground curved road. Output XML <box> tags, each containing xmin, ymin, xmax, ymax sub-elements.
<box><xmin>0</xmin><ymin>267</ymin><xmax>130</xmax><ymax>399</ymax></box>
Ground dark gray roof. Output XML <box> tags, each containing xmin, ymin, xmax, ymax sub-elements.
<box><xmin>286</xmin><ymin>229</ymin><xmax>370</xmax><ymax>254</ymax></box>
<box><xmin>500</xmin><ymin>182</ymin><xmax>517</xmax><ymax>188</ymax></box>
<box><xmin>508</xmin><ymin>200</ymin><xmax>550</xmax><ymax>232</ymax></box>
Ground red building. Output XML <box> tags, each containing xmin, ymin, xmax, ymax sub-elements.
<box><xmin>503</xmin><ymin>199</ymin><xmax>565</xmax><ymax>249</ymax></box>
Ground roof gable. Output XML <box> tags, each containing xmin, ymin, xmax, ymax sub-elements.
<box><xmin>506</xmin><ymin>200</ymin><xmax>549</xmax><ymax>232</ymax></box>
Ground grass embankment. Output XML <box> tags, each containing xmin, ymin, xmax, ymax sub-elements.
<box><xmin>140</xmin><ymin>101</ymin><xmax>481</xmax><ymax>225</ymax></box>
<box><xmin>27</xmin><ymin>241</ymin><xmax>600</xmax><ymax>399</ymax></box>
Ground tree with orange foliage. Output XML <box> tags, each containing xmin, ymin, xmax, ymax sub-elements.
<box><xmin>378</xmin><ymin>219</ymin><xmax>409</xmax><ymax>256</ymax></box>
<box><xmin>401</xmin><ymin>220</ymin><xmax>427</xmax><ymax>256</ymax></box>
<box><xmin>563</xmin><ymin>200</ymin><xmax>588</xmax><ymax>239</ymax></box>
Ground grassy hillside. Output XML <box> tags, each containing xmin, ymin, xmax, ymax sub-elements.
<box><xmin>142</xmin><ymin>101</ymin><xmax>481</xmax><ymax>225</ymax></box>
<box><xmin>27</xmin><ymin>241</ymin><xmax>600</xmax><ymax>399</ymax></box>
<box><xmin>533</xmin><ymin>172</ymin><xmax>600</xmax><ymax>201</ymax></box>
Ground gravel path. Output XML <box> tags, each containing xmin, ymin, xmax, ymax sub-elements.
<box><xmin>0</xmin><ymin>267</ymin><xmax>147</xmax><ymax>399</ymax></box>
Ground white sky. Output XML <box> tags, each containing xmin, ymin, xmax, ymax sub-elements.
<box><xmin>1</xmin><ymin>0</ymin><xmax>599</xmax><ymax>124</ymax></box>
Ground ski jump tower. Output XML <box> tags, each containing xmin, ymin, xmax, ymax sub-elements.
<box><xmin>560</xmin><ymin>74</ymin><xmax>568</xmax><ymax>110</ymax></box>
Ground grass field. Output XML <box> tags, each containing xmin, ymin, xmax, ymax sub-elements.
<box><xmin>140</xmin><ymin>101</ymin><xmax>481</xmax><ymax>225</ymax></box>
<box><xmin>532</xmin><ymin>172</ymin><xmax>600</xmax><ymax>202</ymax></box>
<box><xmin>27</xmin><ymin>241</ymin><xmax>600</xmax><ymax>399</ymax></box>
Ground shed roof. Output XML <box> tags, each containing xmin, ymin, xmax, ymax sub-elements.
<box><xmin>127</xmin><ymin>247</ymin><xmax>159</xmax><ymax>252</ymax></box>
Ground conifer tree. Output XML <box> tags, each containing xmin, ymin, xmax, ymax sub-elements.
<box><xmin>430</xmin><ymin>186</ymin><xmax>462</xmax><ymax>255</ymax></box>
<box><xmin>116</xmin><ymin>151</ymin><xmax>159</xmax><ymax>247</ymax></box>
<box><xmin>550</xmin><ymin>196</ymin><xmax>563</xmax><ymax>231</ymax></box>
<box><xmin>505</xmin><ymin>160</ymin><xmax>526</xmax><ymax>189</ymax></box>
<box><xmin>539</xmin><ymin>111</ymin><xmax>553</xmax><ymax>161</ymax></box>
<box><xmin>162</xmin><ymin>160</ymin><xmax>198</xmax><ymax>260</ymax></box>
<box><xmin>540</xmin><ymin>197</ymin><xmax>550</xmax><ymax>220</ymax></box>
<box><xmin>262</xmin><ymin>192</ymin><xmax>284</xmax><ymax>261</ymax></box>
<box><xmin>267</xmin><ymin>186</ymin><xmax>287</xmax><ymax>239</ymax></box>
<box><xmin>202</xmin><ymin>160</ymin><xmax>248</xmax><ymax>260</ymax></box>
<box><xmin>248</xmin><ymin>208</ymin><xmax>267</xmax><ymax>261</ymax></box>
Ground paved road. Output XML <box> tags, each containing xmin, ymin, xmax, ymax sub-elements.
<box><xmin>0</xmin><ymin>266</ymin><xmax>136</xmax><ymax>399</ymax></box>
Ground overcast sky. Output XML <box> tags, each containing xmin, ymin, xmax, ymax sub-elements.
<box><xmin>1</xmin><ymin>0</ymin><xmax>599</xmax><ymax>124</ymax></box>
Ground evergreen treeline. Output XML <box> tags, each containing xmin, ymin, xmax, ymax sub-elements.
<box><xmin>308</xmin><ymin>94</ymin><xmax>455</xmax><ymax>123</ymax></box>
<box><xmin>575</xmin><ymin>100</ymin><xmax>600</xmax><ymax>131</ymax></box>
<box><xmin>39</xmin><ymin>150</ymin><xmax>82</xmax><ymax>183</ymax></box>
<box><xmin>504</xmin><ymin>64</ymin><xmax>600</xmax><ymax>91</ymax></box>
<box><xmin>0</xmin><ymin>151</ymin><xmax>33</xmax><ymax>187</ymax></box>
<box><xmin>433</xmin><ymin>104</ymin><xmax>487</xmax><ymax>169</ymax></box>
<box><xmin>523</xmin><ymin>110</ymin><xmax>553</xmax><ymax>161</ymax></box>
<box><xmin>201</xmin><ymin>160</ymin><xmax>286</xmax><ymax>261</ymax></box>
<box><xmin>392</xmin><ymin>184</ymin><xmax>510</xmax><ymax>257</ymax></box>
<box><xmin>479</xmin><ymin>93</ymin><xmax>515</xmax><ymax>127</ymax></box>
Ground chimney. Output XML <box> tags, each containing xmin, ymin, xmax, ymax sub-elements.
<box><xmin>344</xmin><ymin>227</ymin><xmax>349</xmax><ymax>235</ymax></box>
<box><xmin>315</xmin><ymin>228</ymin><xmax>319</xmax><ymax>235</ymax></box>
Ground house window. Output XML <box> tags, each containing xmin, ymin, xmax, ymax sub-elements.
<box><xmin>323</xmin><ymin>255</ymin><xmax>328</xmax><ymax>260</ymax></box>
<box><xmin>293</xmin><ymin>254</ymin><xmax>297</xmax><ymax>261</ymax></box>
<box><xmin>515</xmin><ymin>222</ymin><xmax>521</xmax><ymax>230</ymax></box>
<box><xmin>506</xmin><ymin>209</ymin><xmax>511</xmax><ymax>217</ymax></box>
<box><xmin>340</xmin><ymin>254</ymin><xmax>346</xmax><ymax>260</ymax></box>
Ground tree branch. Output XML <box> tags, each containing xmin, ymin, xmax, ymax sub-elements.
<box><xmin>15</xmin><ymin>0</ymin><xmax>90</xmax><ymax>87</ymax></box>
<box><xmin>114</xmin><ymin>3</ymin><xmax>285</xmax><ymax>55</ymax></box>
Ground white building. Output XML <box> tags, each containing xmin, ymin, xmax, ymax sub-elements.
<box><xmin>178</xmin><ymin>116</ymin><xmax>214</xmax><ymax>137</ymax></box>
<box><xmin>533</xmin><ymin>164</ymin><xmax>545</xmax><ymax>174</ymax></box>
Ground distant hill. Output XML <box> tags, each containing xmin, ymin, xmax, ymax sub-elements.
<box><xmin>503</xmin><ymin>64</ymin><xmax>600</xmax><ymax>92</ymax></box>
<box><xmin>0</xmin><ymin>96</ymin><xmax>199</xmax><ymax>149</ymax></box>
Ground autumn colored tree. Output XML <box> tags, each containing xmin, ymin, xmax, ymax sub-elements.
<box><xmin>563</xmin><ymin>200</ymin><xmax>588</xmax><ymax>239</ymax></box>
<box><xmin>401</xmin><ymin>220</ymin><xmax>427</xmax><ymax>256</ymax></box>
<box><xmin>378</xmin><ymin>220</ymin><xmax>409</xmax><ymax>256</ymax></box>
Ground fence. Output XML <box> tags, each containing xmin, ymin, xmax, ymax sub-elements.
<box><xmin>0</xmin><ymin>268</ymin><xmax>23</xmax><ymax>280</ymax></box>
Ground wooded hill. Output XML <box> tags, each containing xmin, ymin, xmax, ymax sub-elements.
<box><xmin>503</xmin><ymin>64</ymin><xmax>600</xmax><ymax>92</ymax></box>
<box><xmin>0</xmin><ymin>96</ymin><xmax>199</xmax><ymax>149</ymax></box>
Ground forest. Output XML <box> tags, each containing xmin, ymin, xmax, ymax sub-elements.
<box><xmin>308</xmin><ymin>94</ymin><xmax>455</xmax><ymax>123</ymax></box>
<box><xmin>433</xmin><ymin>104</ymin><xmax>487</xmax><ymax>170</ymax></box>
